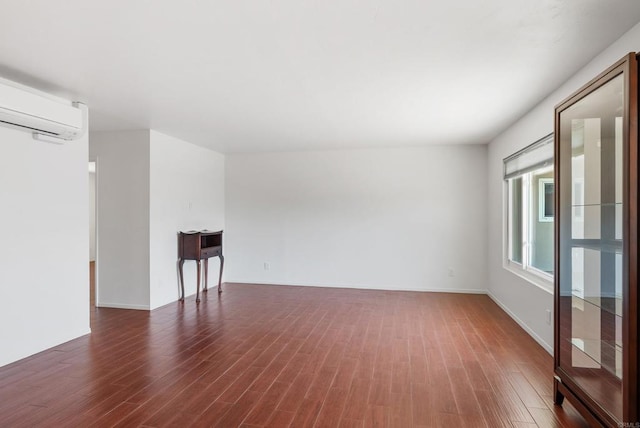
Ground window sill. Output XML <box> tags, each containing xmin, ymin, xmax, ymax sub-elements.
<box><xmin>503</xmin><ymin>262</ymin><xmax>553</xmax><ymax>295</ymax></box>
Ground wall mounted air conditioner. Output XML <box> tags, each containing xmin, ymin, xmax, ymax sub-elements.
<box><xmin>0</xmin><ymin>77</ymin><xmax>86</xmax><ymax>143</ymax></box>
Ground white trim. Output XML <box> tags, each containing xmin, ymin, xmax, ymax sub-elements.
<box><xmin>506</xmin><ymin>179</ymin><xmax>514</xmax><ymax>262</ymax></box>
<box><xmin>503</xmin><ymin>261</ymin><xmax>553</xmax><ymax>294</ymax></box>
<box><xmin>224</xmin><ymin>280</ymin><xmax>487</xmax><ymax>294</ymax></box>
<box><xmin>51</xmin><ymin>328</ymin><xmax>92</xmax><ymax>349</ymax></box>
<box><xmin>487</xmin><ymin>291</ymin><xmax>553</xmax><ymax>355</ymax></box>
<box><xmin>92</xmin><ymin>157</ymin><xmax>100</xmax><ymax>307</ymax></box>
<box><xmin>527</xmin><ymin>265</ymin><xmax>553</xmax><ymax>283</ymax></box>
<box><xmin>504</xmin><ymin>169</ymin><xmax>554</xmax><ymax>294</ymax></box>
<box><xmin>503</xmin><ymin>180</ymin><xmax>510</xmax><ymax>264</ymax></box>
<box><xmin>523</xmin><ymin>172</ymin><xmax>531</xmax><ymax>266</ymax></box>
<box><xmin>97</xmin><ymin>302</ymin><xmax>150</xmax><ymax>310</ymax></box>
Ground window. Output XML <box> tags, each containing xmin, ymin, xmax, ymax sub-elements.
<box><xmin>504</xmin><ymin>134</ymin><xmax>554</xmax><ymax>288</ymax></box>
<box><xmin>538</xmin><ymin>178</ymin><xmax>554</xmax><ymax>222</ymax></box>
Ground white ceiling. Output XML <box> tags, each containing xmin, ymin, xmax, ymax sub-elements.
<box><xmin>1</xmin><ymin>1</ymin><xmax>640</xmax><ymax>153</ymax></box>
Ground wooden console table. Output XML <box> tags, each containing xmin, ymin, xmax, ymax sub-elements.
<box><xmin>178</xmin><ymin>230</ymin><xmax>224</xmax><ymax>302</ymax></box>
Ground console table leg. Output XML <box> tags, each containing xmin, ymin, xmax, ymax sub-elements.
<box><xmin>196</xmin><ymin>260</ymin><xmax>202</xmax><ymax>303</ymax></box>
<box><xmin>203</xmin><ymin>259</ymin><xmax>209</xmax><ymax>293</ymax></box>
<box><xmin>218</xmin><ymin>254</ymin><xmax>224</xmax><ymax>293</ymax></box>
<box><xmin>178</xmin><ymin>259</ymin><xmax>185</xmax><ymax>301</ymax></box>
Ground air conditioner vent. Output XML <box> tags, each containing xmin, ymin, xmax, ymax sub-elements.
<box><xmin>0</xmin><ymin>77</ymin><xmax>86</xmax><ymax>142</ymax></box>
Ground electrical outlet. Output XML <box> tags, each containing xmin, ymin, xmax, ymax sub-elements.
<box><xmin>546</xmin><ymin>309</ymin><xmax>552</xmax><ymax>325</ymax></box>
<box><xmin>264</xmin><ymin>262</ymin><xmax>270</xmax><ymax>271</ymax></box>
<box><xmin>448</xmin><ymin>268</ymin><xmax>454</xmax><ymax>277</ymax></box>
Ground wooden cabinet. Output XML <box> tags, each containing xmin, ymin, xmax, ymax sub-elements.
<box><xmin>554</xmin><ymin>53</ymin><xmax>639</xmax><ymax>426</ymax></box>
<box><xmin>178</xmin><ymin>230</ymin><xmax>224</xmax><ymax>302</ymax></box>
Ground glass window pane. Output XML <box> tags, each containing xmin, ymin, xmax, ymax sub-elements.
<box><xmin>529</xmin><ymin>171</ymin><xmax>554</xmax><ymax>274</ymax></box>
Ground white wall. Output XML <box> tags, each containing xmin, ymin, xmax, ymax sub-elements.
<box><xmin>89</xmin><ymin>131</ymin><xmax>150</xmax><ymax>310</ymax></box>
<box><xmin>0</xmin><ymin>124</ymin><xmax>90</xmax><ymax>367</ymax></box>
<box><xmin>149</xmin><ymin>130</ymin><xmax>225</xmax><ymax>309</ymax></box>
<box><xmin>487</xmin><ymin>22</ymin><xmax>640</xmax><ymax>353</ymax></box>
<box><xmin>226</xmin><ymin>146</ymin><xmax>487</xmax><ymax>292</ymax></box>
<box><xmin>89</xmin><ymin>168</ymin><xmax>96</xmax><ymax>261</ymax></box>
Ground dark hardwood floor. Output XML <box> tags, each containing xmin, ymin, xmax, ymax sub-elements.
<box><xmin>0</xmin><ymin>283</ymin><xmax>588</xmax><ymax>427</ymax></box>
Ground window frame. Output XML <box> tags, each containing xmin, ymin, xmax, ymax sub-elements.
<box><xmin>538</xmin><ymin>178</ymin><xmax>554</xmax><ymax>222</ymax></box>
<box><xmin>503</xmin><ymin>134</ymin><xmax>555</xmax><ymax>293</ymax></box>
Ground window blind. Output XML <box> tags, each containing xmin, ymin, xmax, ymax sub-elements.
<box><xmin>503</xmin><ymin>133</ymin><xmax>554</xmax><ymax>180</ymax></box>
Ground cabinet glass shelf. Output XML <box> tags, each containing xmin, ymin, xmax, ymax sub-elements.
<box><xmin>572</xmin><ymin>203</ymin><xmax>622</xmax><ymax>207</ymax></box>
<box><xmin>571</xmin><ymin>290</ymin><xmax>623</xmax><ymax>315</ymax></box>
<box><xmin>569</xmin><ymin>337</ymin><xmax>622</xmax><ymax>378</ymax></box>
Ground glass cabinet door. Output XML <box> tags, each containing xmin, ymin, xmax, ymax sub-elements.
<box><xmin>556</xmin><ymin>72</ymin><xmax>625</xmax><ymax>422</ymax></box>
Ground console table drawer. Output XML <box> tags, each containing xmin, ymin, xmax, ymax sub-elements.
<box><xmin>201</xmin><ymin>247</ymin><xmax>220</xmax><ymax>259</ymax></box>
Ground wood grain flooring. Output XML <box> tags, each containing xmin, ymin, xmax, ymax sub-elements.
<box><xmin>0</xmin><ymin>283</ymin><xmax>589</xmax><ymax>427</ymax></box>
